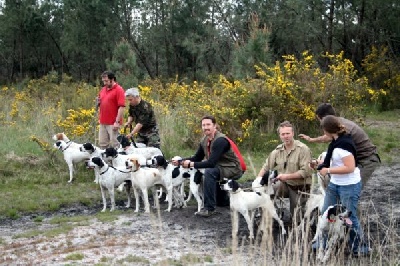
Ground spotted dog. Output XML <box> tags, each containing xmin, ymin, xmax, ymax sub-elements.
<box><xmin>54</xmin><ymin>140</ymin><xmax>91</xmax><ymax>183</ymax></box>
<box><xmin>86</xmin><ymin>157</ymin><xmax>133</xmax><ymax>212</ymax></box>
<box><xmin>223</xmin><ymin>179</ymin><xmax>286</xmax><ymax>239</ymax></box>
<box><xmin>314</xmin><ymin>204</ymin><xmax>352</xmax><ymax>263</ymax></box>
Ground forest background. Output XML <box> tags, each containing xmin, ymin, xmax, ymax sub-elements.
<box><xmin>1</xmin><ymin>0</ymin><xmax>399</xmax><ymax>152</ymax></box>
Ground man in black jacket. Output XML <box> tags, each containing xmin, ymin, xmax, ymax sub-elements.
<box><xmin>178</xmin><ymin>115</ymin><xmax>243</xmax><ymax>217</ymax></box>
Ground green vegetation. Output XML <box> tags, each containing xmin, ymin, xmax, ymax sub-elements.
<box><xmin>64</xmin><ymin>253</ymin><xmax>84</xmax><ymax>261</ymax></box>
<box><xmin>116</xmin><ymin>255</ymin><xmax>150</xmax><ymax>265</ymax></box>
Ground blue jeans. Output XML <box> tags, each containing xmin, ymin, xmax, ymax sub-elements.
<box><xmin>322</xmin><ymin>181</ymin><xmax>363</xmax><ymax>252</ymax></box>
<box><xmin>203</xmin><ymin>168</ymin><xmax>221</xmax><ymax>211</ymax></box>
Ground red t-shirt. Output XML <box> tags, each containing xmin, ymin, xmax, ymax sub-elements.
<box><xmin>98</xmin><ymin>83</ymin><xmax>125</xmax><ymax>125</ymax></box>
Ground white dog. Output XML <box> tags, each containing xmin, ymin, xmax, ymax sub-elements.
<box><xmin>314</xmin><ymin>204</ymin><xmax>352</xmax><ymax>263</ymax></box>
<box><xmin>117</xmin><ymin>142</ymin><xmax>163</xmax><ymax>160</ymax></box>
<box><xmin>151</xmin><ymin>155</ymin><xmax>196</xmax><ymax>209</ymax></box>
<box><xmin>52</xmin><ymin>132</ymin><xmax>82</xmax><ymax>149</ymax></box>
<box><xmin>223</xmin><ymin>179</ymin><xmax>286</xmax><ymax>239</ymax></box>
<box><xmin>85</xmin><ymin>156</ymin><xmax>133</xmax><ymax>212</ymax></box>
<box><xmin>126</xmin><ymin>156</ymin><xmax>173</xmax><ymax>213</ymax></box>
<box><xmin>102</xmin><ymin>147</ymin><xmax>149</xmax><ymax>167</ymax></box>
<box><xmin>183</xmin><ymin>168</ymin><xmax>204</xmax><ymax>213</ymax></box>
<box><xmin>302</xmin><ymin>151</ymin><xmax>329</xmax><ymax>225</ymax></box>
<box><xmin>54</xmin><ymin>140</ymin><xmax>91</xmax><ymax>183</ymax></box>
<box><xmin>79</xmin><ymin>142</ymin><xmax>105</xmax><ymax>157</ymax></box>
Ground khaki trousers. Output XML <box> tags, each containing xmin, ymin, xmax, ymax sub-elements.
<box><xmin>99</xmin><ymin>124</ymin><xmax>119</xmax><ymax>149</ymax></box>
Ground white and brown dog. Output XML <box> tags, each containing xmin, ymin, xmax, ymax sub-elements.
<box><xmin>126</xmin><ymin>155</ymin><xmax>173</xmax><ymax>213</ymax></box>
<box><xmin>313</xmin><ymin>204</ymin><xmax>352</xmax><ymax>263</ymax></box>
<box><xmin>86</xmin><ymin>156</ymin><xmax>133</xmax><ymax>212</ymax></box>
<box><xmin>54</xmin><ymin>140</ymin><xmax>91</xmax><ymax>183</ymax></box>
<box><xmin>223</xmin><ymin>179</ymin><xmax>286</xmax><ymax>239</ymax></box>
<box><xmin>53</xmin><ymin>133</ymin><xmax>82</xmax><ymax>150</ymax></box>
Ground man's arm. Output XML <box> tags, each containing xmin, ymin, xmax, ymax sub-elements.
<box><xmin>298</xmin><ymin>133</ymin><xmax>331</xmax><ymax>143</ymax></box>
<box><xmin>128</xmin><ymin>123</ymin><xmax>143</xmax><ymax>137</ymax></box>
<box><xmin>182</xmin><ymin>138</ymin><xmax>229</xmax><ymax>168</ymax></box>
<box><xmin>114</xmin><ymin>106</ymin><xmax>125</xmax><ymax>128</ymax></box>
<box><xmin>256</xmin><ymin>150</ymin><xmax>277</xmax><ymax>178</ymax></box>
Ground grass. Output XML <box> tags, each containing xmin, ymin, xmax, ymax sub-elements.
<box><xmin>1</xmin><ymin>84</ymin><xmax>400</xmax><ymax>265</ymax></box>
<box><xmin>1</xmin><ymin>110</ymin><xmax>399</xmax><ymax>218</ymax></box>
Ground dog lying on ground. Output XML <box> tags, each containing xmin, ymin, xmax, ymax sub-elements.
<box><xmin>126</xmin><ymin>155</ymin><xmax>172</xmax><ymax>213</ymax></box>
<box><xmin>313</xmin><ymin>204</ymin><xmax>352</xmax><ymax>263</ymax></box>
<box><xmin>223</xmin><ymin>179</ymin><xmax>286</xmax><ymax>239</ymax></box>
<box><xmin>85</xmin><ymin>156</ymin><xmax>133</xmax><ymax>212</ymax></box>
<box><xmin>54</xmin><ymin>140</ymin><xmax>91</xmax><ymax>183</ymax></box>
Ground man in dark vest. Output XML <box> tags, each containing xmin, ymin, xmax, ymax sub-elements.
<box><xmin>299</xmin><ymin>103</ymin><xmax>380</xmax><ymax>188</ymax></box>
<box><xmin>179</xmin><ymin>115</ymin><xmax>243</xmax><ymax>217</ymax></box>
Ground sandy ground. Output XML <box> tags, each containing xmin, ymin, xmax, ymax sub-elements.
<box><xmin>0</xmin><ymin>164</ymin><xmax>399</xmax><ymax>265</ymax></box>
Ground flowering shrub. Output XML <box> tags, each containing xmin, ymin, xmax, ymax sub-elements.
<box><xmin>1</xmin><ymin>51</ymin><xmax>383</xmax><ymax>151</ymax></box>
<box><xmin>362</xmin><ymin>46</ymin><xmax>396</xmax><ymax>110</ymax></box>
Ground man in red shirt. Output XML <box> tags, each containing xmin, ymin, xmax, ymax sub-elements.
<box><xmin>97</xmin><ymin>71</ymin><xmax>125</xmax><ymax>149</ymax></box>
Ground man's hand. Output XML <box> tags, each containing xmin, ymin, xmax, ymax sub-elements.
<box><xmin>298</xmin><ymin>134</ymin><xmax>311</xmax><ymax>142</ymax></box>
<box><xmin>181</xmin><ymin>160</ymin><xmax>191</xmax><ymax>168</ymax></box>
<box><xmin>113</xmin><ymin>121</ymin><xmax>120</xmax><ymax>131</ymax></box>
<box><xmin>275</xmin><ymin>173</ymin><xmax>290</xmax><ymax>182</ymax></box>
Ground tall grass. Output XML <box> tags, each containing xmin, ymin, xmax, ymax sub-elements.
<box><xmin>0</xmin><ymin>78</ymin><xmax>399</xmax><ymax>265</ymax></box>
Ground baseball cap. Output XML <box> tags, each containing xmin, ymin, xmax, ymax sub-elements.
<box><xmin>125</xmin><ymin>87</ymin><xmax>140</xmax><ymax>97</ymax></box>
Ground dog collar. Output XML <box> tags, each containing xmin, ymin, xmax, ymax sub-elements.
<box><xmin>100</xmin><ymin>166</ymin><xmax>110</xmax><ymax>175</ymax></box>
<box><xmin>328</xmin><ymin>218</ymin><xmax>336</xmax><ymax>223</ymax></box>
<box><xmin>61</xmin><ymin>143</ymin><xmax>72</xmax><ymax>152</ymax></box>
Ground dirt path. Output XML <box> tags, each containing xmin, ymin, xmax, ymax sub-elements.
<box><xmin>0</xmin><ymin>164</ymin><xmax>399</xmax><ymax>265</ymax></box>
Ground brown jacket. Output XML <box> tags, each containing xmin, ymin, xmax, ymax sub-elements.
<box><xmin>261</xmin><ymin>140</ymin><xmax>312</xmax><ymax>186</ymax></box>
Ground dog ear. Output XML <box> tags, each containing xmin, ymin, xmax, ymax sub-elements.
<box><xmin>194</xmin><ymin>170</ymin><xmax>203</xmax><ymax>184</ymax></box>
<box><xmin>231</xmin><ymin>180</ymin><xmax>239</xmax><ymax>191</ymax></box>
<box><xmin>326</xmin><ymin>205</ymin><xmax>340</xmax><ymax>219</ymax></box>
<box><xmin>134</xmin><ymin>159</ymin><xmax>140</xmax><ymax>170</ymax></box>
<box><xmin>92</xmin><ymin>157</ymin><xmax>104</xmax><ymax>167</ymax></box>
<box><xmin>172</xmin><ymin>167</ymin><xmax>180</xmax><ymax>179</ymax></box>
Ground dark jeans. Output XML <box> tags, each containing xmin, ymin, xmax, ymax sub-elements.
<box><xmin>203</xmin><ymin>167</ymin><xmax>229</xmax><ymax>211</ymax></box>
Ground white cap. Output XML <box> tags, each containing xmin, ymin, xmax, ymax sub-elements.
<box><xmin>125</xmin><ymin>87</ymin><xmax>140</xmax><ymax>97</ymax></box>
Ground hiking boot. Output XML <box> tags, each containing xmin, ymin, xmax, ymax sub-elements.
<box><xmin>195</xmin><ymin>208</ymin><xmax>216</xmax><ymax>217</ymax></box>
